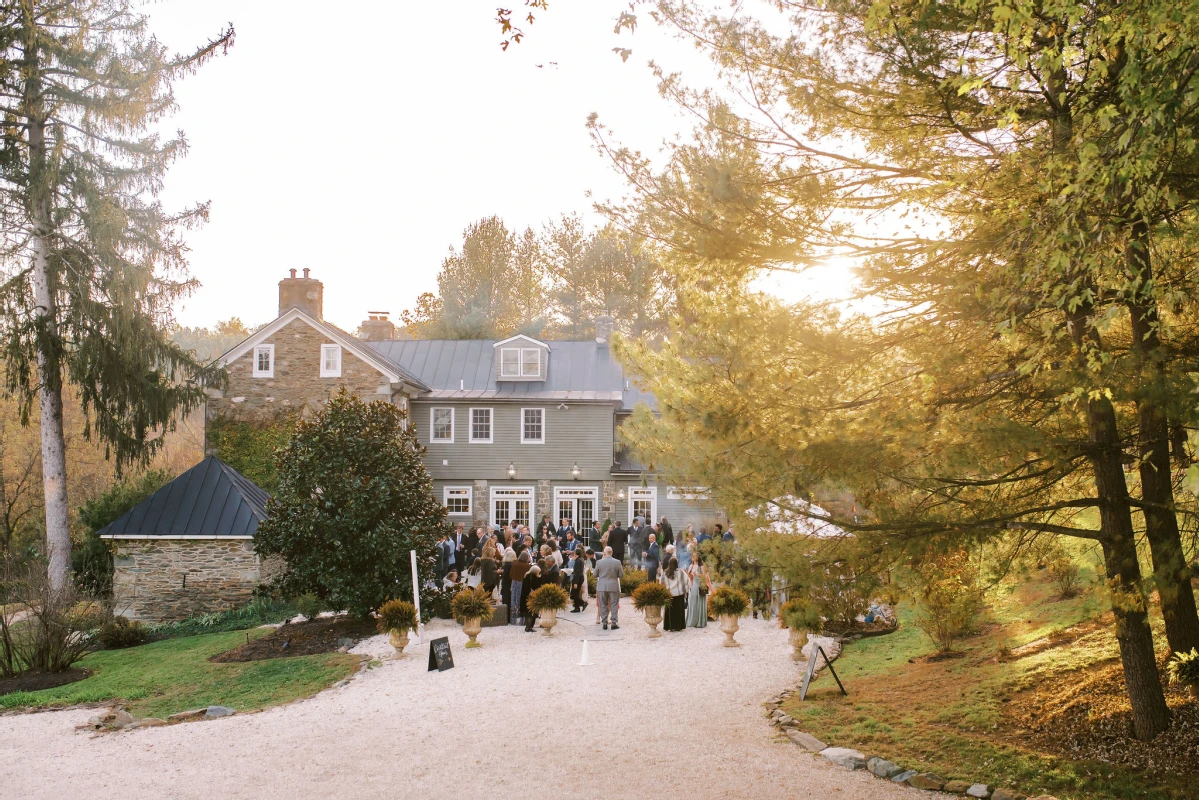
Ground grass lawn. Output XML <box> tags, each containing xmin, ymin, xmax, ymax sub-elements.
<box><xmin>783</xmin><ymin>567</ymin><xmax>1192</xmax><ymax>800</ymax></box>
<box><xmin>0</xmin><ymin>627</ymin><xmax>358</xmax><ymax>718</ymax></box>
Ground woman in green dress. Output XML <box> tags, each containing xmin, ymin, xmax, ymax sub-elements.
<box><xmin>686</xmin><ymin>548</ymin><xmax>711</xmax><ymax>628</ymax></box>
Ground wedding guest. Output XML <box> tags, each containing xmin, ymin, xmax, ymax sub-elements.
<box><xmin>661</xmin><ymin>557</ymin><xmax>689</xmax><ymax>632</ymax></box>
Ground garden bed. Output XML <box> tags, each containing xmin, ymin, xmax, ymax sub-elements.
<box><xmin>209</xmin><ymin>617</ymin><xmax>377</xmax><ymax>663</ymax></box>
<box><xmin>0</xmin><ymin>668</ymin><xmax>90</xmax><ymax>697</ymax></box>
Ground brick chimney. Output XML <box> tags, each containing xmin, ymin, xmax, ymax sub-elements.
<box><xmin>278</xmin><ymin>268</ymin><xmax>323</xmax><ymax>319</ymax></box>
<box><xmin>595</xmin><ymin>314</ymin><xmax>615</xmax><ymax>346</ymax></box>
<box><xmin>359</xmin><ymin>311</ymin><xmax>396</xmax><ymax>342</ymax></box>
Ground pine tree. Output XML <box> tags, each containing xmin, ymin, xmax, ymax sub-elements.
<box><xmin>0</xmin><ymin>2</ymin><xmax>232</xmax><ymax>587</ymax></box>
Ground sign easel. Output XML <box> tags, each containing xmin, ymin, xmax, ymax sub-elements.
<box><xmin>799</xmin><ymin>645</ymin><xmax>847</xmax><ymax>701</ymax></box>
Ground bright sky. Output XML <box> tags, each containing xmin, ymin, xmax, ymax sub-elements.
<box><xmin>148</xmin><ymin>0</ymin><xmax>859</xmax><ymax>332</ymax></box>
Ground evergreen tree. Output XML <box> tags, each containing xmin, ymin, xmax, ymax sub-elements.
<box><xmin>0</xmin><ymin>2</ymin><xmax>232</xmax><ymax>588</ymax></box>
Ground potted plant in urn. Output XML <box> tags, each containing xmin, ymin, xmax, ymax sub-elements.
<box><xmin>451</xmin><ymin>587</ymin><xmax>494</xmax><ymax>648</ymax></box>
<box><xmin>709</xmin><ymin>586</ymin><xmax>750</xmax><ymax>647</ymax></box>
<box><xmin>632</xmin><ymin>581</ymin><xmax>672</xmax><ymax>638</ymax></box>
<box><xmin>779</xmin><ymin>598</ymin><xmax>823</xmax><ymax>662</ymax></box>
<box><xmin>377</xmin><ymin>599</ymin><xmax>418</xmax><ymax>659</ymax></box>
<box><xmin>1167</xmin><ymin>648</ymin><xmax>1199</xmax><ymax>698</ymax></box>
<box><xmin>528</xmin><ymin>583</ymin><xmax>569</xmax><ymax>636</ymax></box>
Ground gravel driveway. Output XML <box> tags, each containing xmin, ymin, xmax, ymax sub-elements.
<box><xmin>2</xmin><ymin>599</ymin><xmax>931</xmax><ymax>799</ymax></box>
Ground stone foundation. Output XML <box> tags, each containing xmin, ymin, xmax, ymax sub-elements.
<box><xmin>112</xmin><ymin>538</ymin><xmax>268</xmax><ymax>622</ymax></box>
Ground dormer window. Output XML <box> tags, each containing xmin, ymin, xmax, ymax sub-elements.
<box><xmin>500</xmin><ymin>347</ymin><xmax>541</xmax><ymax>378</ymax></box>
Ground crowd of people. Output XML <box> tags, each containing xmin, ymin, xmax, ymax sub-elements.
<box><xmin>433</xmin><ymin>514</ymin><xmax>734</xmax><ymax>631</ymax></box>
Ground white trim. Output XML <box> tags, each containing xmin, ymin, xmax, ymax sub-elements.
<box><xmin>430</xmin><ymin>407</ymin><xmax>454</xmax><ymax>443</ymax></box>
<box><xmin>489</xmin><ymin>485</ymin><xmax>536</xmax><ymax>528</ymax></box>
<box><xmin>520</xmin><ymin>347</ymin><xmax>541</xmax><ymax>377</ymax></box>
<box><xmin>468</xmin><ymin>407</ymin><xmax>493</xmax><ymax>443</ymax></box>
<box><xmin>492</xmin><ymin>333</ymin><xmax>548</xmax><ymax>349</ymax></box>
<box><xmin>252</xmin><ymin>344</ymin><xmax>274</xmax><ymax>377</ymax></box>
<box><xmin>628</xmin><ymin>486</ymin><xmax>658</xmax><ymax>526</ymax></box>
<box><xmin>320</xmin><ymin>343</ymin><xmax>342</xmax><ymax>377</ymax></box>
<box><xmin>500</xmin><ymin>347</ymin><xmax>520</xmax><ymax>378</ymax></box>
<box><xmin>667</xmin><ymin>486</ymin><xmax>711</xmax><ymax>501</ymax></box>
<box><xmin>443</xmin><ymin>486</ymin><xmax>472</xmax><ymax>516</ymax></box>
<box><xmin>99</xmin><ymin>535</ymin><xmax>254</xmax><ymax>540</ymax></box>
<box><xmin>520</xmin><ymin>407</ymin><xmax>545</xmax><ymax>444</ymax></box>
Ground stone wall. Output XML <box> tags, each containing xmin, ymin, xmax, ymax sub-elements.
<box><xmin>112</xmin><ymin>538</ymin><xmax>265</xmax><ymax>622</ymax></box>
<box><xmin>207</xmin><ymin>318</ymin><xmax>393</xmax><ymax>429</ymax></box>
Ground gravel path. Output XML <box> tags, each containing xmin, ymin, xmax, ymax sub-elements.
<box><xmin>2</xmin><ymin>599</ymin><xmax>933</xmax><ymax>799</ymax></box>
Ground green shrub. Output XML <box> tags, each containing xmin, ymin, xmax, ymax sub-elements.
<box><xmin>528</xmin><ymin>583</ymin><xmax>569</xmax><ymax>613</ymax></box>
<box><xmin>96</xmin><ymin>616</ymin><xmax>150</xmax><ymax>649</ymax></box>
<box><xmin>779</xmin><ymin>598</ymin><xmax>822</xmax><ymax>632</ymax></box>
<box><xmin>631</xmin><ymin>581</ymin><xmax>671</xmax><ymax>610</ymax></box>
<box><xmin>376</xmin><ymin>599</ymin><xmax>418</xmax><ymax>633</ymax></box>
<box><xmin>450</xmin><ymin>587</ymin><xmax>494</xmax><ymax>624</ymax></box>
<box><xmin>294</xmin><ymin>593</ymin><xmax>323</xmax><ymax>621</ymax></box>
<box><xmin>75</xmin><ymin>469</ymin><xmax>174</xmax><ymax>597</ymax></box>
<box><xmin>587</xmin><ymin>571</ymin><xmax>598</xmax><ymax>595</ymax></box>
<box><xmin>1</xmin><ymin>559</ymin><xmax>99</xmax><ymax>676</ymax></box>
<box><xmin>1046</xmin><ymin>547</ymin><xmax>1083</xmax><ymax>598</ymax></box>
<box><xmin>1167</xmin><ymin>648</ymin><xmax>1199</xmax><ymax>687</ymax></box>
<box><xmin>709</xmin><ymin>586</ymin><xmax>750</xmax><ymax>617</ymax></box>
<box><xmin>206</xmin><ymin>417</ymin><xmax>295</xmax><ymax>494</ymax></box>
<box><xmin>144</xmin><ymin>597</ymin><xmax>296</xmax><ymax>639</ymax></box>
<box><xmin>620</xmin><ymin>569</ymin><xmax>647</xmax><ymax>595</ymax></box>
<box><xmin>911</xmin><ymin>549</ymin><xmax>986</xmax><ymax>653</ymax></box>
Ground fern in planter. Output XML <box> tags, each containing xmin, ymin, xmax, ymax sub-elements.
<box><xmin>376</xmin><ymin>599</ymin><xmax>418</xmax><ymax>634</ymax></box>
<box><xmin>709</xmin><ymin>586</ymin><xmax>750</xmax><ymax>617</ymax></box>
<box><xmin>779</xmin><ymin>598</ymin><xmax>823</xmax><ymax>633</ymax></box>
<box><xmin>620</xmin><ymin>569</ymin><xmax>648</xmax><ymax>595</ymax></box>
<box><xmin>450</xmin><ymin>587</ymin><xmax>494</xmax><ymax>624</ymax></box>
<box><xmin>528</xmin><ymin>583</ymin><xmax>569</xmax><ymax>613</ymax></box>
<box><xmin>631</xmin><ymin>581</ymin><xmax>671</xmax><ymax>611</ymax></box>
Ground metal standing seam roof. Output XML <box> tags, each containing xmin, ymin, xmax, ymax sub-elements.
<box><xmin>368</xmin><ymin>339</ymin><xmax>659</xmax><ymax>411</ymax></box>
<box><xmin>97</xmin><ymin>456</ymin><xmax>270</xmax><ymax>539</ymax></box>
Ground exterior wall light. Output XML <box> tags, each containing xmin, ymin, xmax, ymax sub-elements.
<box><xmin>507</xmin><ymin>462</ymin><xmax>516</xmax><ymax>479</ymax></box>
<box><xmin>617</xmin><ymin>488</ymin><xmax>626</xmax><ymax>500</ymax></box>
<box><xmin>571</xmin><ymin>463</ymin><xmax>580</xmax><ymax>480</ymax></box>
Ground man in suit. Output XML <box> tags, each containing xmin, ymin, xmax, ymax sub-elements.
<box><xmin>556</xmin><ymin>517</ymin><xmax>575</xmax><ymax>544</ymax></box>
<box><xmin>595</xmin><ymin>546</ymin><xmax>624</xmax><ymax>630</ymax></box>
<box><xmin>453</xmin><ymin>522</ymin><xmax>467</xmax><ymax>576</ymax></box>
<box><xmin>644</xmin><ymin>533</ymin><xmax>661</xmax><ymax>583</ymax></box>
<box><xmin>435</xmin><ymin>534</ymin><xmax>450</xmax><ymax>582</ymax></box>
<box><xmin>465</xmin><ymin>526</ymin><xmax>480</xmax><ymax>562</ymax></box>
<box><xmin>696</xmin><ymin>526</ymin><xmax>712</xmax><ymax>546</ymax></box>
<box><xmin>591</xmin><ymin>520</ymin><xmax>603</xmax><ymax>550</ymax></box>
<box><xmin>659</xmin><ymin>516</ymin><xmax>674</xmax><ymax>548</ymax></box>
<box><xmin>628</xmin><ymin>518</ymin><xmax>647</xmax><ymax>570</ymax></box>
<box><xmin>607</xmin><ymin>521</ymin><xmax>628</xmax><ymax>563</ymax></box>
<box><xmin>536</xmin><ymin>515</ymin><xmax>554</xmax><ymax>545</ymax></box>
<box><xmin>721</xmin><ymin>524</ymin><xmax>735</xmax><ymax>543</ymax></box>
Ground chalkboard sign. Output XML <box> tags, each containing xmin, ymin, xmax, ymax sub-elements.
<box><xmin>427</xmin><ymin>636</ymin><xmax>454</xmax><ymax>672</ymax></box>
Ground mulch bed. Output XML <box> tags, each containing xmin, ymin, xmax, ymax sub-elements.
<box><xmin>0</xmin><ymin>668</ymin><xmax>90</xmax><ymax>697</ymax></box>
<box><xmin>209</xmin><ymin>617</ymin><xmax>377</xmax><ymax>663</ymax></box>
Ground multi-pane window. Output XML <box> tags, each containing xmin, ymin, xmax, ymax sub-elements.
<box><xmin>443</xmin><ymin>487</ymin><xmax>471</xmax><ymax>516</ymax></box>
<box><xmin>431</xmin><ymin>408</ymin><xmax>454</xmax><ymax>442</ymax></box>
<box><xmin>320</xmin><ymin>344</ymin><xmax>341</xmax><ymax>377</ymax></box>
<box><xmin>500</xmin><ymin>347</ymin><xmax>541</xmax><ymax>378</ymax></box>
<box><xmin>520</xmin><ymin>348</ymin><xmax>540</xmax><ymax>377</ymax></box>
<box><xmin>500</xmin><ymin>348</ymin><xmax>520</xmax><ymax>377</ymax></box>
<box><xmin>469</xmin><ymin>408</ymin><xmax>492</xmax><ymax>443</ymax></box>
<box><xmin>521</xmin><ymin>408</ymin><xmax>544</xmax><ymax>443</ymax></box>
<box><xmin>252</xmin><ymin>345</ymin><xmax>274</xmax><ymax>377</ymax></box>
<box><xmin>629</xmin><ymin>487</ymin><xmax>657</xmax><ymax>525</ymax></box>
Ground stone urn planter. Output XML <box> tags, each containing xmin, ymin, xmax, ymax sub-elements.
<box><xmin>719</xmin><ymin>614</ymin><xmax>741</xmax><ymax>647</ymax></box>
<box><xmin>644</xmin><ymin>605</ymin><xmax>663</xmax><ymax>638</ymax></box>
<box><xmin>463</xmin><ymin>617</ymin><xmax>483</xmax><ymax>648</ymax></box>
<box><xmin>539</xmin><ymin>608</ymin><xmax>559</xmax><ymax>637</ymax></box>
<box><xmin>788</xmin><ymin>628</ymin><xmax>809</xmax><ymax>662</ymax></box>
<box><xmin>388</xmin><ymin>628</ymin><xmax>410</xmax><ymax>659</ymax></box>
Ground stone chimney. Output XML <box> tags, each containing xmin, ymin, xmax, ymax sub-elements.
<box><xmin>278</xmin><ymin>268</ymin><xmax>323</xmax><ymax>319</ymax></box>
<box><xmin>595</xmin><ymin>314</ymin><xmax>616</xmax><ymax>346</ymax></box>
<box><xmin>359</xmin><ymin>311</ymin><xmax>396</xmax><ymax>342</ymax></box>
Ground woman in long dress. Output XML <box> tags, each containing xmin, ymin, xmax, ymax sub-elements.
<box><xmin>662</xmin><ymin>557</ymin><xmax>689</xmax><ymax>632</ymax></box>
<box><xmin>686</xmin><ymin>549</ymin><xmax>711</xmax><ymax>628</ymax></box>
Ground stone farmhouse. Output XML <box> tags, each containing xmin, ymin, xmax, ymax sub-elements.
<box><xmin>102</xmin><ymin>270</ymin><xmax>722</xmax><ymax>620</ymax></box>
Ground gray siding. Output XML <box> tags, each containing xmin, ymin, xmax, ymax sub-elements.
<box><xmin>414</xmin><ymin>400</ymin><xmax>615</xmax><ymax>482</ymax></box>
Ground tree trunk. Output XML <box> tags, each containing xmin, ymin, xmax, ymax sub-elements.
<box><xmin>24</xmin><ymin>23</ymin><xmax>72</xmax><ymax>589</ymax></box>
<box><xmin>1124</xmin><ymin>219</ymin><xmax>1199</xmax><ymax>654</ymax></box>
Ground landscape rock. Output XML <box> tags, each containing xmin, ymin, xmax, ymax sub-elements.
<box><xmin>337</xmin><ymin>646</ymin><xmax>349</xmax><ymax>653</ymax></box>
<box><xmin>124</xmin><ymin>718</ymin><xmax>167</xmax><ymax>730</ymax></box>
<box><xmin>203</xmin><ymin>705</ymin><xmax>236</xmax><ymax>719</ymax></box>
<box><xmin>770</xmin><ymin>709</ymin><xmax>785</xmax><ymax>719</ymax></box>
<box><xmin>775</xmin><ymin>714</ymin><xmax>793</xmax><ymax>726</ymax></box>
<box><xmin>785</xmin><ymin>729</ymin><xmax>827</xmax><ymax>752</ymax></box>
<box><xmin>907</xmin><ymin>773</ymin><xmax>946</xmax><ymax>791</ymax></box>
<box><xmin>1027</xmin><ymin>796</ymin><xmax>1059</xmax><ymax>800</ymax></box>
<box><xmin>990</xmin><ymin>789</ymin><xmax>1027</xmax><ymax>800</ymax></box>
<box><xmin>167</xmin><ymin>708</ymin><xmax>207</xmax><ymax>722</ymax></box>
<box><xmin>820</xmin><ymin>747</ymin><xmax>867</xmax><ymax>770</ymax></box>
<box><xmin>967</xmin><ymin>785</ymin><xmax>992</xmax><ymax>798</ymax></box>
<box><xmin>866</xmin><ymin>758</ymin><xmax>904</xmax><ymax>779</ymax></box>
<box><xmin>892</xmin><ymin>770</ymin><xmax>918</xmax><ymax>783</ymax></box>
<box><xmin>105</xmin><ymin>709</ymin><xmax>134</xmax><ymax>729</ymax></box>
<box><xmin>945</xmin><ymin>780</ymin><xmax>973</xmax><ymax>794</ymax></box>
<box><xmin>336</xmin><ymin>637</ymin><xmax>354</xmax><ymax>648</ymax></box>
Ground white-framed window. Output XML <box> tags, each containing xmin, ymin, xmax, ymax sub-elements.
<box><xmin>469</xmin><ymin>408</ymin><xmax>492</xmax><ymax>443</ymax></box>
<box><xmin>628</xmin><ymin>486</ymin><xmax>657</xmax><ymax>526</ymax></box>
<box><xmin>320</xmin><ymin>344</ymin><xmax>342</xmax><ymax>377</ymax></box>
<box><xmin>500</xmin><ymin>347</ymin><xmax>541</xmax><ymax>378</ymax></box>
<box><xmin>667</xmin><ymin>486</ymin><xmax>711</xmax><ymax>501</ymax></box>
<box><xmin>491</xmin><ymin>486</ymin><xmax>534</xmax><ymax>528</ymax></box>
<box><xmin>521</xmin><ymin>407</ymin><xmax>545</xmax><ymax>444</ymax></box>
<box><xmin>430</xmin><ymin>407</ymin><xmax>454</xmax><ymax>442</ymax></box>
<box><xmin>252</xmin><ymin>344</ymin><xmax>274</xmax><ymax>378</ymax></box>
<box><xmin>443</xmin><ymin>486</ymin><xmax>472</xmax><ymax>516</ymax></box>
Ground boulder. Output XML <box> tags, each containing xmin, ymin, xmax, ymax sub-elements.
<box><xmin>892</xmin><ymin>770</ymin><xmax>918</xmax><ymax>784</ymax></box>
<box><xmin>945</xmin><ymin>780</ymin><xmax>973</xmax><ymax>794</ymax></box>
<box><xmin>967</xmin><ymin>785</ymin><xmax>992</xmax><ymax>799</ymax></box>
<box><xmin>785</xmin><ymin>730</ymin><xmax>827</xmax><ymax>752</ymax></box>
<box><xmin>105</xmin><ymin>709</ymin><xmax>134</xmax><ymax>729</ymax></box>
<box><xmin>167</xmin><ymin>708</ymin><xmax>207</xmax><ymax>722</ymax></box>
<box><xmin>907</xmin><ymin>773</ymin><xmax>946</xmax><ymax>791</ymax></box>
<box><xmin>867</xmin><ymin>758</ymin><xmax>904</xmax><ymax>779</ymax></box>
<box><xmin>776</xmin><ymin>715</ymin><xmax>794</xmax><ymax>726</ymax></box>
<box><xmin>990</xmin><ymin>789</ymin><xmax>1027</xmax><ymax>800</ymax></box>
<box><xmin>203</xmin><ymin>705</ymin><xmax>236</xmax><ymax>719</ymax></box>
<box><xmin>820</xmin><ymin>747</ymin><xmax>867</xmax><ymax>770</ymax></box>
<box><xmin>770</xmin><ymin>709</ymin><xmax>785</xmax><ymax>719</ymax></box>
<box><xmin>125</xmin><ymin>718</ymin><xmax>167</xmax><ymax>730</ymax></box>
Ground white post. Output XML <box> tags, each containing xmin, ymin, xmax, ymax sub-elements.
<box><xmin>410</xmin><ymin>549</ymin><xmax>422</xmax><ymax>645</ymax></box>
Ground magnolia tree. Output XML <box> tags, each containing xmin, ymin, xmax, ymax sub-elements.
<box><xmin>255</xmin><ymin>390</ymin><xmax>448</xmax><ymax>618</ymax></box>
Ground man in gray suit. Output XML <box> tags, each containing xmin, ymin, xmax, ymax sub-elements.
<box><xmin>595</xmin><ymin>546</ymin><xmax>624</xmax><ymax>630</ymax></box>
<box><xmin>628</xmin><ymin>518</ymin><xmax>647</xmax><ymax>570</ymax></box>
